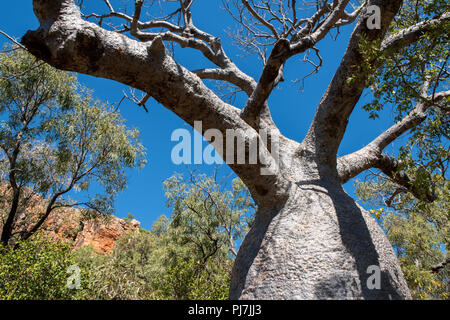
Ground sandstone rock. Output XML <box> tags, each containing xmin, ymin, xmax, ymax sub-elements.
<box><xmin>0</xmin><ymin>185</ymin><xmax>140</xmax><ymax>254</ymax></box>
<box><xmin>73</xmin><ymin>216</ymin><xmax>139</xmax><ymax>254</ymax></box>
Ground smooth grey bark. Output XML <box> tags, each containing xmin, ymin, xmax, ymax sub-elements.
<box><xmin>21</xmin><ymin>0</ymin><xmax>449</xmax><ymax>299</ymax></box>
<box><xmin>227</xmin><ymin>133</ymin><xmax>411</xmax><ymax>299</ymax></box>
<box><xmin>231</xmin><ymin>180</ymin><xmax>410</xmax><ymax>299</ymax></box>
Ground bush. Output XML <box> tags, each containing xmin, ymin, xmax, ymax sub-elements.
<box><xmin>0</xmin><ymin>233</ymin><xmax>78</xmax><ymax>300</ymax></box>
<box><xmin>73</xmin><ymin>228</ymin><xmax>231</xmax><ymax>300</ymax></box>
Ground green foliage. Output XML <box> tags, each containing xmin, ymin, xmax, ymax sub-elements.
<box><xmin>73</xmin><ymin>224</ymin><xmax>231</xmax><ymax>300</ymax></box>
<box><xmin>0</xmin><ymin>233</ymin><xmax>77</xmax><ymax>300</ymax></box>
<box><xmin>355</xmin><ymin>176</ymin><xmax>449</xmax><ymax>299</ymax></box>
<box><xmin>40</xmin><ymin>89</ymin><xmax>146</xmax><ymax>212</ymax></box>
<box><xmin>163</xmin><ymin>172</ymin><xmax>254</xmax><ymax>262</ymax></box>
<box><xmin>154</xmin><ymin>258</ymin><xmax>230</xmax><ymax>300</ymax></box>
<box><xmin>0</xmin><ymin>48</ymin><xmax>252</xmax><ymax>300</ymax></box>
<box><xmin>355</xmin><ymin>5</ymin><xmax>449</xmax><ymax>298</ymax></box>
<box><xmin>0</xmin><ymin>47</ymin><xmax>146</xmax><ymax>243</ymax></box>
<box><xmin>360</xmin><ymin>1</ymin><xmax>449</xmax><ymax>120</ymax></box>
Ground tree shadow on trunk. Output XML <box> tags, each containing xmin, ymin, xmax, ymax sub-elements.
<box><xmin>312</xmin><ymin>183</ymin><xmax>404</xmax><ymax>299</ymax></box>
<box><xmin>230</xmin><ymin>179</ymin><xmax>408</xmax><ymax>300</ymax></box>
<box><xmin>229</xmin><ymin>203</ymin><xmax>280</xmax><ymax>299</ymax></box>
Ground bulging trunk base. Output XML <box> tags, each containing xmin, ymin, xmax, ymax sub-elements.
<box><xmin>230</xmin><ymin>181</ymin><xmax>411</xmax><ymax>300</ymax></box>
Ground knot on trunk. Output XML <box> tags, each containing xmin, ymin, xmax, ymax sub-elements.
<box><xmin>21</xmin><ymin>29</ymin><xmax>52</xmax><ymax>61</ymax></box>
<box><xmin>33</xmin><ymin>0</ymin><xmax>79</xmax><ymax>25</ymax></box>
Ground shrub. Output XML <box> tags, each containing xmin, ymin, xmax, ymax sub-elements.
<box><xmin>0</xmin><ymin>233</ymin><xmax>78</xmax><ymax>300</ymax></box>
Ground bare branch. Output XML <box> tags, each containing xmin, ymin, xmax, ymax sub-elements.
<box><xmin>240</xmin><ymin>38</ymin><xmax>291</xmax><ymax>127</ymax></box>
<box><xmin>381</xmin><ymin>12</ymin><xmax>450</xmax><ymax>53</ymax></box>
<box><xmin>431</xmin><ymin>258</ymin><xmax>450</xmax><ymax>273</ymax></box>
<box><xmin>335</xmin><ymin>2</ymin><xmax>366</xmax><ymax>27</ymax></box>
<box><xmin>83</xmin><ymin>0</ymin><xmax>257</xmax><ymax>97</ymax></box>
<box><xmin>192</xmin><ymin>68</ymin><xmax>257</xmax><ymax>96</ymax></box>
<box><xmin>241</xmin><ymin>0</ymin><xmax>280</xmax><ymax>39</ymax></box>
<box><xmin>23</xmin><ymin>0</ymin><xmax>290</xmax><ymax>206</ymax></box>
<box><xmin>241</xmin><ymin>0</ymin><xmax>352</xmax><ymax>127</ymax></box>
<box><xmin>123</xmin><ymin>89</ymin><xmax>151</xmax><ymax>113</ymax></box>
<box><xmin>0</xmin><ymin>29</ymin><xmax>27</xmax><ymax>50</ymax></box>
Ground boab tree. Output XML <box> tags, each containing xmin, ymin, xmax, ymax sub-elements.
<box><xmin>21</xmin><ymin>0</ymin><xmax>449</xmax><ymax>299</ymax></box>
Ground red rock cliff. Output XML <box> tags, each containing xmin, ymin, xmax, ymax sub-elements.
<box><xmin>0</xmin><ymin>185</ymin><xmax>140</xmax><ymax>254</ymax></box>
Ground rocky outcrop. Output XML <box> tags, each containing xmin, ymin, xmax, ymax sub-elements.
<box><xmin>73</xmin><ymin>216</ymin><xmax>140</xmax><ymax>254</ymax></box>
<box><xmin>0</xmin><ymin>185</ymin><xmax>140</xmax><ymax>254</ymax></box>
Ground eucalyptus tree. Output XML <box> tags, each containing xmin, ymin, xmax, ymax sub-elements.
<box><xmin>21</xmin><ymin>0</ymin><xmax>449</xmax><ymax>299</ymax></box>
<box><xmin>163</xmin><ymin>169</ymin><xmax>254</xmax><ymax>260</ymax></box>
<box><xmin>0</xmin><ymin>48</ymin><xmax>145</xmax><ymax>246</ymax></box>
<box><xmin>75</xmin><ymin>171</ymin><xmax>254</xmax><ymax>300</ymax></box>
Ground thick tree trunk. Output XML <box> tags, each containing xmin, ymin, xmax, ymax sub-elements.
<box><xmin>230</xmin><ymin>178</ymin><xmax>411</xmax><ymax>299</ymax></box>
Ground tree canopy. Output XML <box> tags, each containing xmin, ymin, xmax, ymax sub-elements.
<box><xmin>0</xmin><ymin>48</ymin><xmax>145</xmax><ymax>245</ymax></box>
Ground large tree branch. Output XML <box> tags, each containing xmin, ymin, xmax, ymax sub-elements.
<box><xmin>305</xmin><ymin>4</ymin><xmax>450</xmax><ymax>172</ymax></box>
<box><xmin>336</xmin><ymin>83</ymin><xmax>450</xmax><ymax>203</ymax></box>
<box><xmin>338</xmin><ymin>150</ymin><xmax>437</xmax><ymax>202</ymax></box>
<box><xmin>85</xmin><ymin>0</ymin><xmax>257</xmax><ymax>100</ymax></box>
<box><xmin>303</xmin><ymin>0</ymin><xmax>404</xmax><ymax>170</ymax></box>
<box><xmin>338</xmin><ymin>87</ymin><xmax>450</xmax><ymax>184</ymax></box>
<box><xmin>23</xmin><ymin>0</ymin><xmax>289</xmax><ymax>206</ymax></box>
<box><xmin>381</xmin><ymin>12</ymin><xmax>450</xmax><ymax>53</ymax></box>
<box><xmin>24</xmin><ymin>1</ymin><xmax>240</xmax><ymax>134</ymax></box>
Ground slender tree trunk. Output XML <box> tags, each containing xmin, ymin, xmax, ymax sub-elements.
<box><xmin>21</xmin><ymin>203</ymin><xmax>54</xmax><ymax>241</ymax></box>
<box><xmin>0</xmin><ymin>188</ymin><xmax>20</xmax><ymax>246</ymax></box>
<box><xmin>230</xmin><ymin>175</ymin><xmax>411</xmax><ymax>299</ymax></box>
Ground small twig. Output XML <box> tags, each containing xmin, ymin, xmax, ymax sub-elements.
<box><xmin>123</xmin><ymin>89</ymin><xmax>151</xmax><ymax>112</ymax></box>
<box><xmin>431</xmin><ymin>258</ymin><xmax>450</xmax><ymax>273</ymax></box>
<box><xmin>112</xmin><ymin>95</ymin><xmax>126</xmax><ymax>112</ymax></box>
<box><xmin>0</xmin><ymin>30</ymin><xmax>27</xmax><ymax>50</ymax></box>
<box><xmin>384</xmin><ymin>187</ymin><xmax>408</xmax><ymax>208</ymax></box>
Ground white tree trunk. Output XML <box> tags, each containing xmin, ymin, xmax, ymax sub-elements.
<box><xmin>231</xmin><ymin>178</ymin><xmax>411</xmax><ymax>299</ymax></box>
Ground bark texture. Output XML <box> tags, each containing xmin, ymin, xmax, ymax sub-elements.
<box><xmin>230</xmin><ymin>179</ymin><xmax>411</xmax><ymax>299</ymax></box>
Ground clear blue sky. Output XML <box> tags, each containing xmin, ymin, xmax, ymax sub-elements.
<box><xmin>0</xmin><ymin>1</ymin><xmax>401</xmax><ymax>230</ymax></box>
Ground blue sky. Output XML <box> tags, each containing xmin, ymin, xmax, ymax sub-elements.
<box><xmin>0</xmin><ymin>1</ymin><xmax>402</xmax><ymax>230</ymax></box>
